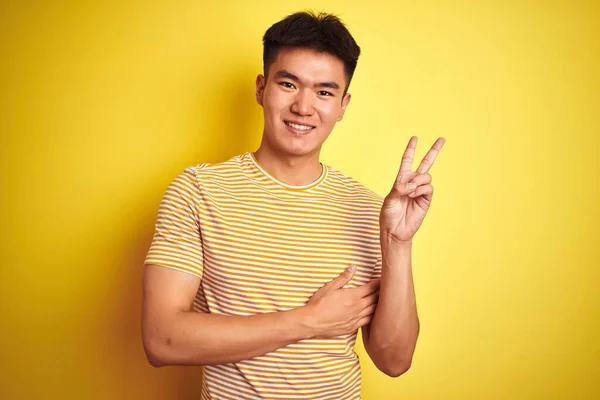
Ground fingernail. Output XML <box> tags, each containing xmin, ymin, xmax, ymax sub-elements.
<box><xmin>407</xmin><ymin>183</ymin><xmax>416</xmax><ymax>190</ymax></box>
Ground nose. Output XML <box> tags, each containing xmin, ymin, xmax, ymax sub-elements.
<box><xmin>290</xmin><ymin>89</ymin><xmax>314</xmax><ymax>116</ymax></box>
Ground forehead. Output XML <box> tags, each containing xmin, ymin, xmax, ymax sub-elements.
<box><xmin>268</xmin><ymin>47</ymin><xmax>346</xmax><ymax>86</ymax></box>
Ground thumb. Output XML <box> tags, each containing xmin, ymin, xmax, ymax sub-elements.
<box><xmin>332</xmin><ymin>265</ymin><xmax>356</xmax><ymax>289</ymax></box>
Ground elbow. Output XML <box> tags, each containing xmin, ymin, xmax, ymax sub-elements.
<box><xmin>366</xmin><ymin>341</ymin><xmax>415</xmax><ymax>377</ymax></box>
<box><xmin>380</xmin><ymin>359</ymin><xmax>412</xmax><ymax>378</ymax></box>
<box><xmin>142</xmin><ymin>332</ymin><xmax>170</xmax><ymax>368</ymax></box>
<box><xmin>145</xmin><ymin>350</ymin><xmax>166</xmax><ymax>368</ymax></box>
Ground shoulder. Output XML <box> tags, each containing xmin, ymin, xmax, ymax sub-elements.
<box><xmin>324</xmin><ymin>165</ymin><xmax>384</xmax><ymax>205</ymax></box>
<box><xmin>160</xmin><ymin>154</ymin><xmax>248</xmax><ymax>200</ymax></box>
<box><xmin>180</xmin><ymin>153</ymin><xmax>248</xmax><ymax>183</ymax></box>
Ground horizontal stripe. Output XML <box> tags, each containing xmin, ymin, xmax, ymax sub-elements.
<box><xmin>144</xmin><ymin>152</ymin><xmax>382</xmax><ymax>398</ymax></box>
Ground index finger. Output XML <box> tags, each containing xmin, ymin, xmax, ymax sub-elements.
<box><xmin>416</xmin><ymin>137</ymin><xmax>446</xmax><ymax>174</ymax></box>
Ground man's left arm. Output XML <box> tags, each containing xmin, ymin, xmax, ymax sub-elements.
<box><xmin>362</xmin><ymin>136</ymin><xmax>445</xmax><ymax>377</ymax></box>
<box><xmin>361</xmin><ymin>239</ymin><xmax>419</xmax><ymax>377</ymax></box>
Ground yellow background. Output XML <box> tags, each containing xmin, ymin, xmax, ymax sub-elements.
<box><xmin>1</xmin><ymin>0</ymin><xmax>598</xmax><ymax>399</ymax></box>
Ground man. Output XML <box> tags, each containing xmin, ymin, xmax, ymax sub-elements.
<box><xmin>142</xmin><ymin>10</ymin><xmax>445</xmax><ymax>400</ymax></box>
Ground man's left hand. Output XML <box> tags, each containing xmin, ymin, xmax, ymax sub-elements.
<box><xmin>380</xmin><ymin>136</ymin><xmax>446</xmax><ymax>244</ymax></box>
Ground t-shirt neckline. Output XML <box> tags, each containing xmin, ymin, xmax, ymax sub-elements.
<box><xmin>248</xmin><ymin>152</ymin><xmax>328</xmax><ymax>191</ymax></box>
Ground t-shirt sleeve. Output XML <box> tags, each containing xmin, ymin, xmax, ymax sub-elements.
<box><xmin>143</xmin><ymin>167</ymin><xmax>204</xmax><ymax>278</ymax></box>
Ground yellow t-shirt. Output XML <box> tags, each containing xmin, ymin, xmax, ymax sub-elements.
<box><xmin>144</xmin><ymin>152</ymin><xmax>383</xmax><ymax>400</ymax></box>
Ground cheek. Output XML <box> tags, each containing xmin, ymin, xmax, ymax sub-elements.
<box><xmin>263</xmin><ymin>90</ymin><xmax>287</xmax><ymax>115</ymax></box>
<box><xmin>318</xmin><ymin>103</ymin><xmax>342</xmax><ymax>123</ymax></box>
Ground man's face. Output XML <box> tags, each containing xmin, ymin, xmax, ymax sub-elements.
<box><xmin>256</xmin><ymin>47</ymin><xmax>351</xmax><ymax>158</ymax></box>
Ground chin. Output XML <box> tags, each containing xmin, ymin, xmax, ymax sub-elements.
<box><xmin>276</xmin><ymin>147</ymin><xmax>314</xmax><ymax>158</ymax></box>
<box><xmin>280</xmin><ymin>141</ymin><xmax>322</xmax><ymax>157</ymax></box>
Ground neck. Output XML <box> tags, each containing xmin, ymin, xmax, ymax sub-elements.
<box><xmin>253</xmin><ymin>144</ymin><xmax>323</xmax><ymax>187</ymax></box>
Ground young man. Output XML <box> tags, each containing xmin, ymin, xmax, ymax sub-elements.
<box><xmin>142</xmin><ymin>11</ymin><xmax>445</xmax><ymax>400</ymax></box>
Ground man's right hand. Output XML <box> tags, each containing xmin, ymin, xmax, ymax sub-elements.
<box><xmin>143</xmin><ymin>264</ymin><xmax>380</xmax><ymax>367</ymax></box>
<box><xmin>305</xmin><ymin>266</ymin><xmax>380</xmax><ymax>338</ymax></box>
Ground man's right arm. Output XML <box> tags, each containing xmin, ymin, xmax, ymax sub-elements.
<box><xmin>142</xmin><ymin>264</ymin><xmax>379</xmax><ymax>367</ymax></box>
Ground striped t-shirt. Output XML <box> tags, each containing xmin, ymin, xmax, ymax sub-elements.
<box><xmin>144</xmin><ymin>152</ymin><xmax>383</xmax><ymax>400</ymax></box>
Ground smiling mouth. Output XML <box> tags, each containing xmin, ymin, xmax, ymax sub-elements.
<box><xmin>284</xmin><ymin>121</ymin><xmax>316</xmax><ymax>131</ymax></box>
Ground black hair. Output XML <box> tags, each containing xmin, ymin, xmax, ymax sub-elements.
<box><xmin>263</xmin><ymin>11</ymin><xmax>361</xmax><ymax>93</ymax></box>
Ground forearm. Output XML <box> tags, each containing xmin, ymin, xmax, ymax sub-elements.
<box><xmin>366</xmin><ymin>238</ymin><xmax>419</xmax><ymax>375</ymax></box>
<box><xmin>144</xmin><ymin>306</ymin><xmax>314</xmax><ymax>367</ymax></box>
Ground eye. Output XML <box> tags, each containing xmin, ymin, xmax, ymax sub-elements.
<box><xmin>317</xmin><ymin>90</ymin><xmax>333</xmax><ymax>97</ymax></box>
<box><xmin>280</xmin><ymin>82</ymin><xmax>296</xmax><ymax>89</ymax></box>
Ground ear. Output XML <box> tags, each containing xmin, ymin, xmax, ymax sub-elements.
<box><xmin>337</xmin><ymin>92</ymin><xmax>352</xmax><ymax>121</ymax></box>
<box><xmin>256</xmin><ymin>74</ymin><xmax>266</xmax><ymax>106</ymax></box>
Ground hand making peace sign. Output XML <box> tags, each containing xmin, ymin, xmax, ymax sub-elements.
<box><xmin>380</xmin><ymin>136</ymin><xmax>446</xmax><ymax>244</ymax></box>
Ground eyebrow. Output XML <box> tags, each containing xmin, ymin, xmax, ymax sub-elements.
<box><xmin>275</xmin><ymin>70</ymin><xmax>340</xmax><ymax>90</ymax></box>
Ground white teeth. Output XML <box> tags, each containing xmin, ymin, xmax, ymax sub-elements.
<box><xmin>286</xmin><ymin>121</ymin><xmax>313</xmax><ymax>131</ymax></box>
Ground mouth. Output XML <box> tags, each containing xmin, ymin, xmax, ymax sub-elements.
<box><xmin>284</xmin><ymin>120</ymin><xmax>316</xmax><ymax>133</ymax></box>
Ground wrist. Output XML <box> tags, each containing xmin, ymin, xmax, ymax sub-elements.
<box><xmin>291</xmin><ymin>305</ymin><xmax>319</xmax><ymax>340</ymax></box>
<box><xmin>381</xmin><ymin>234</ymin><xmax>413</xmax><ymax>252</ymax></box>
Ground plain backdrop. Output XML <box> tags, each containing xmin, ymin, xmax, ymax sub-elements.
<box><xmin>1</xmin><ymin>0</ymin><xmax>598</xmax><ymax>399</ymax></box>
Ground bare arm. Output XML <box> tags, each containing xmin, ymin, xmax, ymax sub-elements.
<box><xmin>361</xmin><ymin>239</ymin><xmax>419</xmax><ymax>377</ymax></box>
<box><xmin>142</xmin><ymin>264</ymin><xmax>378</xmax><ymax>367</ymax></box>
<box><xmin>362</xmin><ymin>136</ymin><xmax>444</xmax><ymax>377</ymax></box>
<box><xmin>142</xmin><ymin>264</ymin><xmax>313</xmax><ymax>366</ymax></box>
